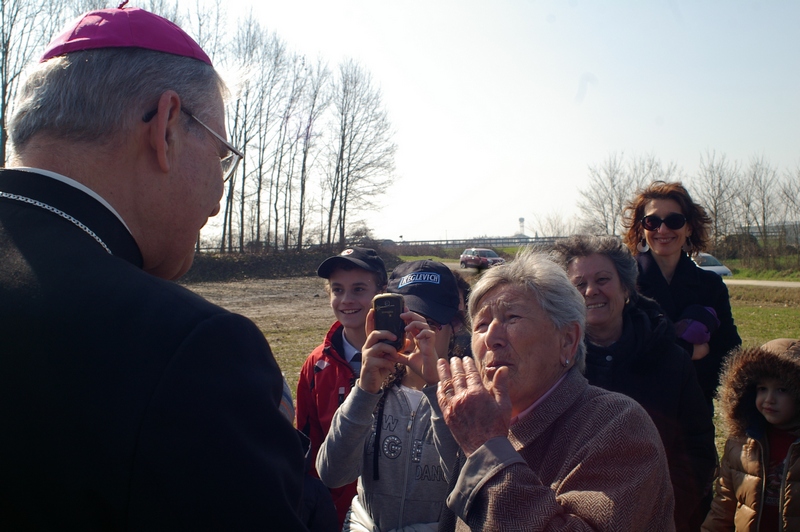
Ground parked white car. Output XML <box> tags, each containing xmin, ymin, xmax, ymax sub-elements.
<box><xmin>693</xmin><ymin>252</ymin><xmax>732</xmax><ymax>276</ymax></box>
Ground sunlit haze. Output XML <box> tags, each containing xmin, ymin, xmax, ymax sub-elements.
<box><xmin>221</xmin><ymin>0</ymin><xmax>799</xmax><ymax>242</ymax></box>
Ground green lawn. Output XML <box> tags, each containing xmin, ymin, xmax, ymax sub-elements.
<box><xmin>728</xmin><ymin>264</ymin><xmax>800</xmax><ymax>281</ymax></box>
<box><xmin>728</xmin><ymin>285</ymin><xmax>800</xmax><ymax>345</ymax></box>
<box><xmin>731</xmin><ymin>305</ymin><xmax>800</xmax><ymax>346</ymax></box>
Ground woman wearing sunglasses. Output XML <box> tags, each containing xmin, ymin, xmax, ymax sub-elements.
<box><xmin>623</xmin><ymin>182</ymin><xmax>740</xmax><ymax>529</ymax></box>
<box><xmin>622</xmin><ymin>181</ymin><xmax>741</xmax><ymax>412</ymax></box>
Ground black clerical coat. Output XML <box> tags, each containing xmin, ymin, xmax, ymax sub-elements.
<box><xmin>0</xmin><ymin>169</ymin><xmax>306</xmax><ymax>530</ymax></box>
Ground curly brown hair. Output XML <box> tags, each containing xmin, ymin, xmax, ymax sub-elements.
<box><xmin>621</xmin><ymin>181</ymin><xmax>712</xmax><ymax>255</ymax></box>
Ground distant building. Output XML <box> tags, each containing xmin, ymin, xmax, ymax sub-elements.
<box><xmin>741</xmin><ymin>222</ymin><xmax>800</xmax><ymax>245</ymax></box>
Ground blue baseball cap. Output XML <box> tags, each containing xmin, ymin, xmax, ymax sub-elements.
<box><xmin>388</xmin><ymin>260</ymin><xmax>460</xmax><ymax>325</ymax></box>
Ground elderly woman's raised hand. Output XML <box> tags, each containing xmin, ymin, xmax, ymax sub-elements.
<box><xmin>436</xmin><ymin>356</ymin><xmax>512</xmax><ymax>456</ymax></box>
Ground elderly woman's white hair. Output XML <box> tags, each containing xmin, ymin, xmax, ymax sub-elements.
<box><xmin>467</xmin><ymin>248</ymin><xmax>587</xmax><ymax>372</ymax></box>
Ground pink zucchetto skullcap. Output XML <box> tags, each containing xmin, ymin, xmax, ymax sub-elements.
<box><xmin>40</xmin><ymin>2</ymin><xmax>211</xmax><ymax>66</ymax></box>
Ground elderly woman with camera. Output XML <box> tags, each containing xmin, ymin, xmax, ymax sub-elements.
<box><xmin>431</xmin><ymin>250</ymin><xmax>675</xmax><ymax>531</ymax></box>
<box><xmin>552</xmin><ymin>235</ymin><xmax>717</xmax><ymax>532</ymax></box>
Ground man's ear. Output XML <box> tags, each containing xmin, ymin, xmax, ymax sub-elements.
<box><xmin>148</xmin><ymin>90</ymin><xmax>182</xmax><ymax>173</ymax></box>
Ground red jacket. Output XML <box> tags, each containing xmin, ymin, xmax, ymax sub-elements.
<box><xmin>296</xmin><ymin>322</ymin><xmax>358</xmax><ymax>526</ymax></box>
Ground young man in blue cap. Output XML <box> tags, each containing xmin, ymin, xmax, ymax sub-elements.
<box><xmin>297</xmin><ymin>247</ymin><xmax>387</xmax><ymax>527</ymax></box>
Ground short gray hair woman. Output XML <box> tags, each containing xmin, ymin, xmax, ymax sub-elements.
<box><xmin>467</xmin><ymin>250</ymin><xmax>587</xmax><ymax>371</ymax></box>
<box><xmin>432</xmin><ymin>248</ymin><xmax>675</xmax><ymax>531</ymax></box>
<box><xmin>551</xmin><ymin>235</ymin><xmax>717</xmax><ymax>532</ymax></box>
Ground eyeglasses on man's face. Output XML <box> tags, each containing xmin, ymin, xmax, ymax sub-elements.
<box><xmin>142</xmin><ymin>107</ymin><xmax>243</xmax><ymax>183</ymax></box>
<box><xmin>641</xmin><ymin>213</ymin><xmax>687</xmax><ymax>232</ymax></box>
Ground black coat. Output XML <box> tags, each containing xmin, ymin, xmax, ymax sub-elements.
<box><xmin>585</xmin><ymin>297</ymin><xmax>717</xmax><ymax>531</ymax></box>
<box><xmin>0</xmin><ymin>170</ymin><xmax>306</xmax><ymax>530</ymax></box>
<box><xmin>636</xmin><ymin>250</ymin><xmax>742</xmax><ymax>405</ymax></box>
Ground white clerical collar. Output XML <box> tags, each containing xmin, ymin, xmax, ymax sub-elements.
<box><xmin>10</xmin><ymin>167</ymin><xmax>132</xmax><ymax>234</ymax></box>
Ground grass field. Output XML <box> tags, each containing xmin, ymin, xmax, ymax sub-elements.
<box><xmin>726</xmin><ymin>257</ymin><xmax>800</xmax><ymax>281</ymax></box>
<box><xmin>731</xmin><ymin>304</ymin><xmax>800</xmax><ymax>345</ymax></box>
<box><xmin>728</xmin><ymin>285</ymin><xmax>800</xmax><ymax>345</ymax></box>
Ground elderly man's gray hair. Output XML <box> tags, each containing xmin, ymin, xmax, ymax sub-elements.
<box><xmin>10</xmin><ymin>48</ymin><xmax>225</xmax><ymax>152</ymax></box>
<box><xmin>468</xmin><ymin>249</ymin><xmax>587</xmax><ymax>371</ymax></box>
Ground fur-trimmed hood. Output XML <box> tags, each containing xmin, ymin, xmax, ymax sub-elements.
<box><xmin>717</xmin><ymin>339</ymin><xmax>800</xmax><ymax>439</ymax></box>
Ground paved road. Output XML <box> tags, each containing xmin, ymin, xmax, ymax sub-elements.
<box><xmin>724</xmin><ymin>279</ymin><xmax>800</xmax><ymax>288</ymax></box>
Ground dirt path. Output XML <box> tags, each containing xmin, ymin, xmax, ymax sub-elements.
<box><xmin>186</xmin><ymin>277</ymin><xmax>331</xmax><ymax>322</ymax></box>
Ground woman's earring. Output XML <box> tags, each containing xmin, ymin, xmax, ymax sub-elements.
<box><xmin>682</xmin><ymin>236</ymin><xmax>693</xmax><ymax>254</ymax></box>
<box><xmin>563</xmin><ymin>359</ymin><xmax>570</xmax><ymax>367</ymax></box>
<box><xmin>637</xmin><ymin>239</ymin><xmax>649</xmax><ymax>253</ymax></box>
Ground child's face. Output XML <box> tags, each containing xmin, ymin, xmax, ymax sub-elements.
<box><xmin>328</xmin><ymin>268</ymin><xmax>381</xmax><ymax>332</ymax></box>
<box><xmin>756</xmin><ymin>378</ymin><xmax>798</xmax><ymax>428</ymax></box>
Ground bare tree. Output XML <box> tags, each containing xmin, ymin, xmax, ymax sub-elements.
<box><xmin>780</xmin><ymin>164</ymin><xmax>800</xmax><ymax>252</ymax></box>
<box><xmin>529</xmin><ymin>210</ymin><xmax>581</xmax><ymax>238</ymax></box>
<box><xmin>691</xmin><ymin>151</ymin><xmax>741</xmax><ymax>251</ymax></box>
<box><xmin>294</xmin><ymin>57</ymin><xmax>330</xmax><ymax>250</ymax></box>
<box><xmin>627</xmin><ymin>153</ymin><xmax>682</xmax><ymax>187</ymax></box>
<box><xmin>270</xmin><ymin>53</ymin><xmax>305</xmax><ymax>250</ymax></box>
<box><xmin>577</xmin><ymin>152</ymin><xmax>627</xmax><ymax>236</ymax></box>
<box><xmin>219</xmin><ymin>13</ymin><xmax>274</xmax><ymax>252</ymax></box>
<box><xmin>68</xmin><ymin>0</ymin><xmax>109</xmax><ymax>14</ymax></box>
<box><xmin>184</xmin><ymin>0</ymin><xmax>224</xmax><ymax>62</ymax></box>
<box><xmin>325</xmin><ymin>59</ymin><xmax>396</xmax><ymax>248</ymax></box>
<box><xmin>579</xmin><ymin>152</ymin><xmax>684</xmax><ymax>237</ymax></box>
<box><xmin>249</xmin><ymin>31</ymin><xmax>289</xmax><ymax>248</ymax></box>
<box><xmin>142</xmin><ymin>0</ymin><xmax>181</xmax><ymax>24</ymax></box>
<box><xmin>1</xmin><ymin>0</ymin><xmax>65</xmax><ymax>163</ymax></box>
<box><xmin>5</xmin><ymin>2</ymin><xmax>400</xmax><ymax>256</ymax></box>
<box><xmin>740</xmin><ymin>155</ymin><xmax>779</xmax><ymax>251</ymax></box>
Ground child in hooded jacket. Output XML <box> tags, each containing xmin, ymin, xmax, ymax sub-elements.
<box><xmin>702</xmin><ymin>339</ymin><xmax>800</xmax><ymax>532</ymax></box>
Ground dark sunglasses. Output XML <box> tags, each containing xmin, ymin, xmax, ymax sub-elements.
<box><xmin>641</xmin><ymin>213</ymin><xmax>687</xmax><ymax>231</ymax></box>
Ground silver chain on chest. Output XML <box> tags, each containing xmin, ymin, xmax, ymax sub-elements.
<box><xmin>0</xmin><ymin>191</ymin><xmax>112</xmax><ymax>255</ymax></box>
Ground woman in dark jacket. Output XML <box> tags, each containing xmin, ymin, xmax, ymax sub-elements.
<box><xmin>553</xmin><ymin>235</ymin><xmax>717</xmax><ymax>532</ymax></box>
<box><xmin>622</xmin><ymin>181</ymin><xmax>741</xmax><ymax>409</ymax></box>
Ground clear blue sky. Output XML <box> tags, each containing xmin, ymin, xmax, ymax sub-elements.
<box><xmin>228</xmin><ymin>0</ymin><xmax>799</xmax><ymax>241</ymax></box>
